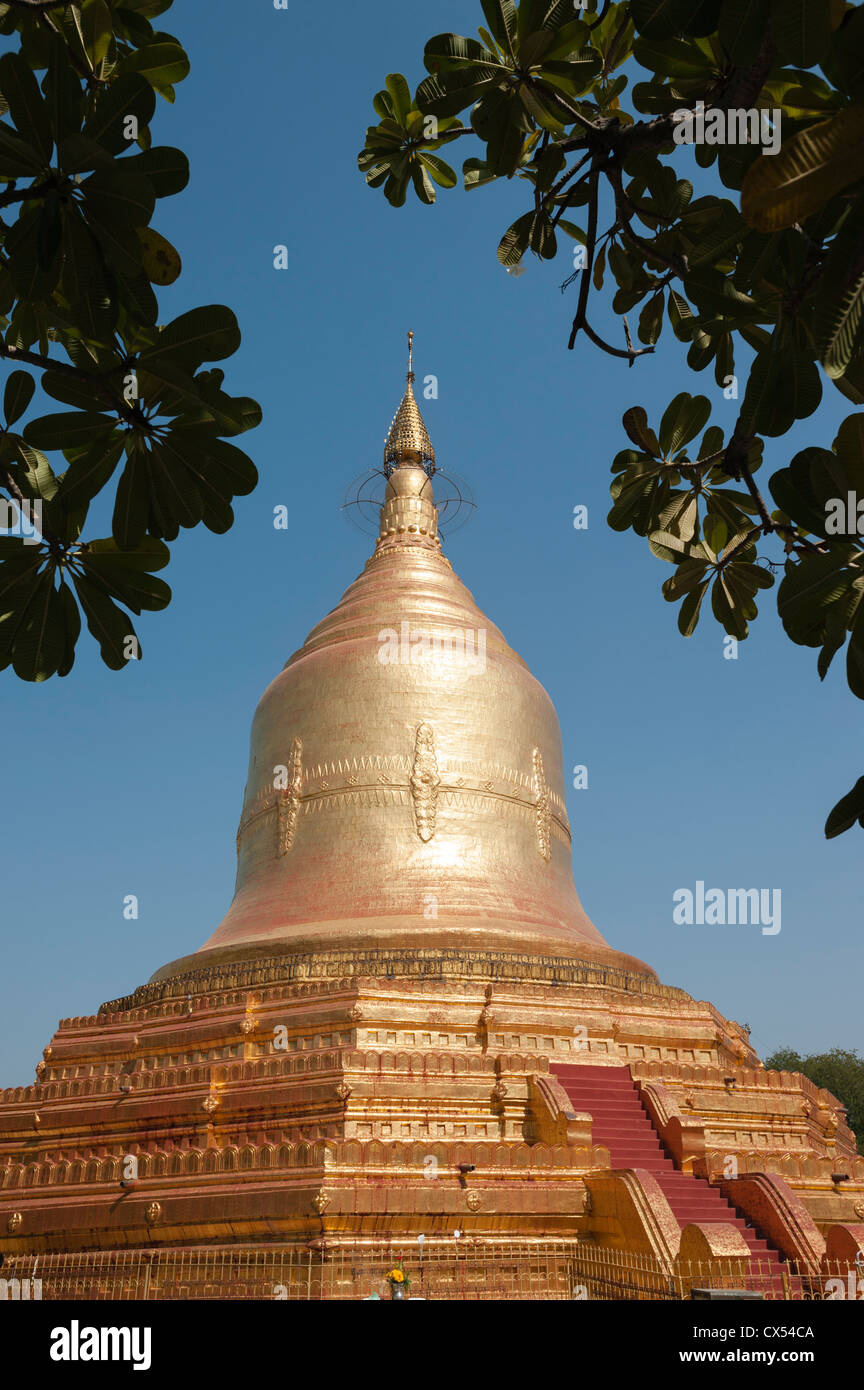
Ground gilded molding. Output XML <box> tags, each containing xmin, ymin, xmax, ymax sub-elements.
<box><xmin>235</xmin><ymin>749</ymin><xmax>571</xmax><ymax>855</ymax></box>
<box><xmin>411</xmin><ymin>722</ymin><xmax>440</xmax><ymax>842</ymax></box>
<box><xmin>277</xmin><ymin>738</ymin><xmax>303</xmax><ymax>856</ymax></box>
<box><xmin>532</xmin><ymin>748</ymin><xmax>551</xmax><ymax>863</ymax></box>
<box><xmin>101</xmin><ymin>950</ymin><xmax>690</xmax><ymax>1015</ymax></box>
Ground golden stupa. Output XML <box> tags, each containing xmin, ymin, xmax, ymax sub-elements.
<box><xmin>157</xmin><ymin>332</ymin><xmax>651</xmax><ymax>983</ymax></box>
<box><xmin>0</xmin><ymin>337</ymin><xmax>861</xmax><ymax>1299</ymax></box>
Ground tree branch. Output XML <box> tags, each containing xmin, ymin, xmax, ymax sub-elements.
<box><xmin>723</xmin><ymin>423</ymin><xmax>828</xmax><ymax>555</ymax></box>
<box><xmin>586</xmin><ymin>1</ymin><xmax>611</xmax><ymax>31</ymax></box>
<box><xmin>0</xmin><ymin>178</ymin><xmax>60</xmax><ymax>211</ymax></box>
<box><xmin>568</xmin><ymin>164</ymin><xmax>599</xmax><ymax>349</ymax></box>
<box><xmin>583</xmin><ymin>316</ymin><xmax>655</xmax><ymax>361</ymax></box>
<box><xmin>1</xmin><ymin>342</ymin><xmax>119</xmax><ymax>382</ymax></box>
<box><xmin>0</xmin><ymin>343</ymin><xmax>134</xmax><ymax>418</ymax></box>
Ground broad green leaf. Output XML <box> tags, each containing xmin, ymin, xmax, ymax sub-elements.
<box><xmin>658</xmin><ymin>392</ymin><xmax>711</xmax><ymax>455</ymax></box>
<box><xmin>742</xmin><ymin>345</ymin><xmax>822</xmax><ymax>435</ymax></box>
<box><xmin>123</xmin><ymin>145</ymin><xmax>189</xmax><ymax>197</ymax></box>
<box><xmin>0</xmin><ymin>548</ymin><xmax>43</xmax><ymax>672</ymax></box>
<box><xmin>3</xmin><ymin>369</ymin><xmax>34</xmax><ymax>426</ymax></box>
<box><xmin>24</xmin><ymin>411</ymin><xmax>117</xmax><ymax>453</ymax></box>
<box><xmin>847</xmin><ymin>614</ymin><xmax>864</xmax><ymax>697</ymax></box>
<box><xmin>72</xmin><ymin>571</ymin><xmax>139</xmax><ymax>669</ymax></box>
<box><xmin>88</xmin><ymin>213</ymin><xmax>143</xmax><ymax>280</ymax></box>
<box><xmin>82</xmin><ymin>534</ymin><xmax>170</xmax><ymax>571</ymax></box>
<box><xmin>119</xmin><ymin>42</ymin><xmax>190</xmax><ymax>89</ymax></box>
<box><xmin>630</xmin><ymin>0</ymin><xmax>679</xmax><ymax>39</ymax></box>
<box><xmin>411</xmin><ymin>157</ymin><xmax>436</xmax><ymax>204</ymax></box>
<box><xmin>418</xmin><ymin>152</ymin><xmax>457</xmax><ymax>187</ymax></box>
<box><xmin>497</xmin><ymin>211</ymin><xmax>534</xmax><ymax>266</ymax></box>
<box><xmin>384</xmin><ymin>73</ymin><xmax>412</xmax><ymax>124</ymax></box>
<box><xmin>416</xmin><ymin>67</ymin><xmax>493</xmax><ymax>119</ymax></box>
<box><xmin>825</xmin><ymin>775</ymin><xmax>864</xmax><ymax>837</ymax></box>
<box><xmin>638</xmin><ymin>291</ymin><xmax>664</xmax><ymax>346</ymax></box>
<box><xmin>79</xmin><ymin>547</ymin><xmax>171</xmax><ymax>612</ymax></box>
<box><xmin>78</xmin><ymin>0</ymin><xmax>113</xmax><ymax>67</ymax></box>
<box><xmin>480</xmin><ymin>0</ymin><xmax>518</xmax><ymax>57</ymax></box>
<box><xmin>153</xmin><ymin>306</ymin><xmax>241</xmax><ymax>367</ymax></box>
<box><xmin>671</xmin><ymin>0</ymin><xmax>722</xmax><ymax>36</ymax></box>
<box><xmin>17</xmin><ymin>441</ymin><xmax>59</xmax><ymax>501</ymax></box>
<box><xmin>834</xmin><ymin>353</ymin><xmax>864</xmax><ymax>406</ymax></box>
<box><xmin>82</xmin><ymin>73</ymin><xmax>156</xmax><ymax>154</ymax></box>
<box><xmin>834</xmin><ymin>413</ymin><xmax>864</xmax><ymax>474</ymax></box>
<box><xmin>0</xmin><ymin>121</ymin><xmax>44</xmax><ymax>178</ymax></box>
<box><xmin>43</xmin><ymin>32</ymin><xmax>82</xmax><ymax>142</ymax></box>
<box><xmin>57</xmin><ymin>133</ymin><xmax>112</xmax><ymax>175</ymax></box>
<box><xmin>711</xmin><ymin>571</ymin><xmax>750</xmax><ymax>639</ymax></box>
<box><xmin>39</xmin><ymin>369</ymin><xmax>116</xmax><ymax>413</ymax></box>
<box><xmin>778</xmin><ymin>548</ymin><xmax>859</xmax><ymax>646</ymax></box>
<box><xmin>463</xmin><ymin>156</ymin><xmax>497</xmax><ymax>189</ymax></box>
<box><xmin>677</xmin><ymin>579</ymin><xmax>710</xmax><ymax>634</ymax></box>
<box><xmin>159</xmin><ymin>431</ymin><xmax>257</xmax><ymax>498</ymax></box>
<box><xmin>58</xmin><ymin>208</ymin><xmax>109</xmax><ymax>310</ymax></box>
<box><xmin>0</xmin><ymin>53</ymin><xmax>52</xmax><ymax>164</ymax></box>
<box><xmin>136</xmin><ymin>225</ymin><xmax>181</xmax><ymax>284</ymax></box>
<box><xmin>81</xmin><ymin>166</ymin><xmax>155</xmax><ymax>228</ymax></box>
<box><xmin>11</xmin><ymin>566</ymin><xmax>63</xmax><ymax>681</ymax></box>
<box><xmin>622</xmin><ymin>406</ymin><xmax>660</xmax><ymax>456</ymax></box>
<box><xmin>818</xmin><ymin>204</ymin><xmax>864</xmax><ymax>378</ymax></box>
<box><xmin>422</xmin><ymin>31</ymin><xmax>503</xmax><ymax>73</ymax></box>
<box><xmin>770</xmin><ymin>0</ymin><xmax>832</xmax><ymax>67</ymax></box>
<box><xmin>112</xmin><ymin>442</ymin><xmax>150</xmax><ymax>550</ymax></box>
<box><xmin>833</xmin><ymin>6</ymin><xmax>864</xmax><ymax>102</ymax></box>
<box><xmin>60</xmin><ymin>433</ymin><xmax>125</xmax><ymax>509</ymax></box>
<box><xmin>667</xmin><ymin>289</ymin><xmax>695</xmax><ymax>341</ymax></box>
<box><xmin>741</xmin><ymin>105</ymin><xmax>864</xmax><ymax>231</ymax></box>
<box><xmin>770</xmin><ymin>447</ymin><xmax>837</xmax><ymax>535</ymax></box>
<box><xmin>718</xmin><ymin>0</ymin><xmax>770</xmax><ymax>67</ymax></box>
<box><xmin>56</xmin><ymin>578</ymin><xmax>80</xmax><ymax>678</ymax></box>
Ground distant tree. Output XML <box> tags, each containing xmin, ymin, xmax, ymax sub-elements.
<box><xmin>358</xmin><ymin>0</ymin><xmax>864</xmax><ymax>839</ymax></box>
<box><xmin>765</xmin><ymin>1046</ymin><xmax>864</xmax><ymax>1153</ymax></box>
<box><xmin>0</xmin><ymin>0</ymin><xmax>260</xmax><ymax>681</ymax></box>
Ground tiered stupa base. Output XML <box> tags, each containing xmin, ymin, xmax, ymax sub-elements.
<box><xmin>2</xmin><ymin>949</ymin><xmax>862</xmax><ymax>1291</ymax></box>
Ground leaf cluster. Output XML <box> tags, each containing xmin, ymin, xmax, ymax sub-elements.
<box><xmin>0</xmin><ymin>0</ymin><xmax>261</xmax><ymax>680</ymax></box>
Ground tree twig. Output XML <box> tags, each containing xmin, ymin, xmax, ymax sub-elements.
<box><xmin>0</xmin><ymin>178</ymin><xmax>60</xmax><ymax>211</ymax></box>
<box><xmin>568</xmin><ymin>164</ymin><xmax>599</xmax><ymax>348</ymax></box>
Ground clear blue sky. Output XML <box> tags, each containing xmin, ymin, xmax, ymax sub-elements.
<box><xmin>1</xmin><ymin>1</ymin><xmax>861</xmax><ymax>1085</ymax></box>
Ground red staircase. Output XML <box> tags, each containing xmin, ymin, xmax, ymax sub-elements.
<box><xmin>554</xmin><ymin>1063</ymin><xmax>794</xmax><ymax>1297</ymax></box>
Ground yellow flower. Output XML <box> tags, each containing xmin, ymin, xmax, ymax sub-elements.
<box><xmin>389</xmin><ymin>1269</ymin><xmax>405</xmax><ymax>1282</ymax></box>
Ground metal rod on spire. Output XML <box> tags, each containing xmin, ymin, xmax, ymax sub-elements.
<box><xmin>407</xmin><ymin>329</ymin><xmax>414</xmax><ymax>383</ymax></box>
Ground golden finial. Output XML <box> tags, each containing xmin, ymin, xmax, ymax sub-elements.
<box><xmin>383</xmin><ymin>330</ymin><xmax>435</xmax><ymax>474</ymax></box>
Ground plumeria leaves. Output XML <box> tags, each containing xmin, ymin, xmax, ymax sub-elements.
<box><xmin>0</xmin><ymin>4</ymin><xmax>260</xmax><ymax>681</ymax></box>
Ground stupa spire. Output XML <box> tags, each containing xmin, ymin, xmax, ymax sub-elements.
<box><xmin>383</xmin><ymin>330</ymin><xmax>436</xmax><ymax>474</ymax></box>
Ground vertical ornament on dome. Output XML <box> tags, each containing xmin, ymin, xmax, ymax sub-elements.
<box><xmin>532</xmin><ymin>747</ymin><xmax>551</xmax><ymax>863</ymax></box>
<box><xmin>277</xmin><ymin>737</ymin><xmax>303</xmax><ymax>856</ymax></box>
<box><xmin>411</xmin><ymin>722</ymin><xmax>440</xmax><ymax>842</ymax></box>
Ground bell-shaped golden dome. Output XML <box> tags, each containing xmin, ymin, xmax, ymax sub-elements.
<box><xmin>154</xmin><ymin>342</ymin><xmax>655</xmax><ymax>983</ymax></box>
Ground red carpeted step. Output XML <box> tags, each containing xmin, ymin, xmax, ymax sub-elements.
<box><xmin>552</xmin><ymin>1062</ymin><xmax>799</xmax><ymax>1298</ymax></box>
